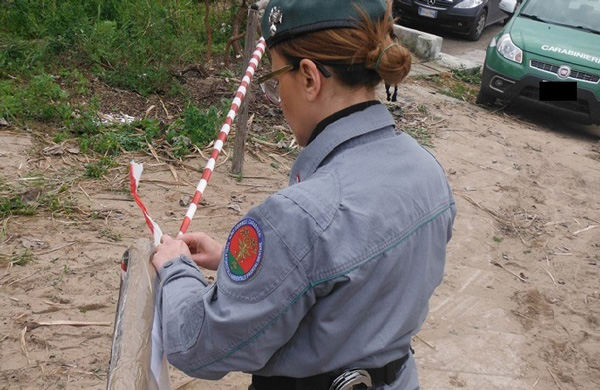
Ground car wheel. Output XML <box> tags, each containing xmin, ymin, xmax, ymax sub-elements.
<box><xmin>467</xmin><ymin>9</ymin><xmax>487</xmax><ymax>41</ymax></box>
<box><xmin>476</xmin><ymin>87</ymin><xmax>496</xmax><ymax>106</ymax></box>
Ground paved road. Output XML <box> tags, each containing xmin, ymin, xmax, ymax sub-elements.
<box><xmin>408</xmin><ymin>22</ymin><xmax>505</xmax><ymax>64</ymax></box>
<box><xmin>439</xmin><ymin>23</ymin><xmax>504</xmax><ymax>57</ymax></box>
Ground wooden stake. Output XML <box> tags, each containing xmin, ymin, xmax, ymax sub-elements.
<box><xmin>232</xmin><ymin>5</ymin><xmax>261</xmax><ymax>175</ymax></box>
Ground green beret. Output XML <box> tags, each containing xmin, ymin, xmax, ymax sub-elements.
<box><xmin>261</xmin><ymin>0</ymin><xmax>388</xmax><ymax>48</ymax></box>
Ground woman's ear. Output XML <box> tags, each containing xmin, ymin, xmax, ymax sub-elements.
<box><xmin>298</xmin><ymin>59</ymin><xmax>322</xmax><ymax>102</ymax></box>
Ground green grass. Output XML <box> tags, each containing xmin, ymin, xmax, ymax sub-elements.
<box><xmin>0</xmin><ymin>0</ymin><xmax>238</xmax><ymax>96</ymax></box>
<box><xmin>0</xmin><ymin>0</ymin><xmax>246</xmax><ymax>185</ymax></box>
<box><xmin>44</xmin><ymin>192</ymin><xmax>75</xmax><ymax>215</ymax></box>
<box><xmin>166</xmin><ymin>100</ymin><xmax>231</xmax><ymax>157</ymax></box>
<box><xmin>10</xmin><ymin>250</ymin><xmax>34</xmax><ymax>266</ymax></box>
<box><xmin>0</xmin><ymin>196</ymin><xmax>37</xmax><ymax>219</ymax></box>
<box><xmin>0</xmin><ymin>74</ymin><xmax>71</xmax><ymax>122</ymax></box>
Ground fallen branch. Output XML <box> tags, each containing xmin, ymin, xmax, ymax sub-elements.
<box><xmin>573</xmin><ymin>225</ymin><xmax>597</xmax><ymax>235</ymax></box>
<box><xmin>491</xmin><ymin>260</ymin><xmax>528</xmax><ymax>282</ymax></box>
<box><xmin>5</xmin><ymin>269</ymin><xmax>42</xmax><ymax>287</ymax></box>
<box><xmin>26</xmin><ymin>320</ymin><xmax>112</xmax><ymax>331</ymax></box>
<box><xmin>459</xmin><ymin>193</ymin><xmax>512</xmax><ymax>227</ymax></box>
<box><xmin>34</xmin><ymin>242</ymin><xmax>75</xmax><ymax>256</ymax></box>
<box><xmin>541</xmin><ymin>265</ymin><xmax>557</xmax><ymax>286</ymax></box>
<box><xmin>413</xmin><ymin>334</ymin><xmax>436</xmax><ymax>350</ymax></box>
<box><xmin>142</xmin><ymin>179</ymin><xmax>192</xmax><ymax>187</ymax></box>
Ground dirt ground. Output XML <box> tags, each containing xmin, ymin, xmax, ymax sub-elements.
<box><xmin>1</xmin><ymin>75</ymin><xmax>599</xmax><ymax>390</ymax></box>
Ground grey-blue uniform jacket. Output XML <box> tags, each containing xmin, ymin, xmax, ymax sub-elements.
<box><xmin>157</xmin><ymin>103</ymin><xmax>456</xmax><ymax>389</ymax></box>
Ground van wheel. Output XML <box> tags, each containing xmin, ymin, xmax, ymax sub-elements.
<box><xmin>467</xmin><ymin>9</ymin><xmax>487</xmax><ymax>41</ymax></box>
<box><xmin>476</xmin><ymin>88</ymin><xmax>496</xmax><ymax>106</ymax></box>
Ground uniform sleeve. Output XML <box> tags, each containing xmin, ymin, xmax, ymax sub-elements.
<box><xmin>156</xmin><ymin>182</ymin><xmax>339</xmax><ymax>379</ymax></box>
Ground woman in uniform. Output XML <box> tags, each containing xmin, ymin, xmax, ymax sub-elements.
<box><xmin>152</xmin><ymin>1</ymin><xmax>456</xmax><ymax>389</ymax></box>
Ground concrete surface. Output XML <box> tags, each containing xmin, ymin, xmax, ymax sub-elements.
<box><xmin>394</xmin><ymin>24</ymin><xmax>443</xmax><ymax>61</ymax></box>
<box><xmin>394</xmin><ymin>23</ymin><xmax>487</xmax><ymax>78</ymax></box>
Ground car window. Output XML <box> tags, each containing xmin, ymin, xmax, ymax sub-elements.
<box><xmin>521</xmin><ymin>0</ymin><xmax>600</xmax><ymax>32</ymax></box>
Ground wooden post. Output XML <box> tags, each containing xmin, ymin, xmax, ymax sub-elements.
<box><xmin>108</xmin><ymin>238</ymin><xmax>163</xmax><ymax>390</ymax></box>
<box><xmin>231</xmin><ymin>4</ymin><xmax>261</xmax><ymax>175</ymax></box>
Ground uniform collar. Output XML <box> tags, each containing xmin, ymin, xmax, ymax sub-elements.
<box><xmin>290</xmin><ymin>103</ymin><xmax>395</xmax><ymax>185</ymax></box>
<box><xmin>306</xmin><ymin>100</ymin><xmax>380</xmax><ymax>146</ymax></box>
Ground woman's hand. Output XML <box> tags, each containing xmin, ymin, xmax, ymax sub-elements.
<box><xmin>152</xmin><ymin>234</ymin><xmax>193</xmax><ymax>272</ymax></box>
<box><xmin>179</xmin><ymin>232</ymin><xmax>223</xmax><ymax>271</ymax></box>
<box><xmin>152</xmin><ymin>233</ymin><xmax>223</xmax><ymax>272</ymax></box>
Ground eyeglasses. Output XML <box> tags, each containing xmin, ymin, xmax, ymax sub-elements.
<box><xmin>257</xmin><ymin>59</ymin><xmax>332</xmax><ymax>105</ymax></box>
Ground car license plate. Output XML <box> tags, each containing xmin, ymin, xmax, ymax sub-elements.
<box><xmin>539</xmin><ymin>81</ymin><xmax>577</xmax><ymax>101</ymax></box>
<box><xmin>418</xmin><ymin>7</ymin><xmax>437</xmax><ymax>19</ymax></box>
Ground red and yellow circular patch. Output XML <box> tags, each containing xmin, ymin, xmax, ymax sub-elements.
<box><xmin>224</xmin><ymin>218</ymin><xmax>264</xmax><ymax>282</ymax></box>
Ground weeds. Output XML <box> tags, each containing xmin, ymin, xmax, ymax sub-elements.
<box><xmin>404</xmin><ymin>127</ymin><xmax>434</xmax><ymax>148</ymax></box>
<box><xmin>10</xmin><ymin>250</ymin><xmax>34</xmax><ymax>266</ymax></box>
<box><xmin>85</xmin><ymin>156</ymin><xmax>117</xmax><ymax>179</ymax></box>
<box><xmin>451</xmin><ymin>66</ymin><xmax>482</xmax><ymax>85</ymax></box>
<box><xmin>1</xmin><ymin>0</ymin><xmax>238</xmax><ymax>96</ymax></box>
<box><xmin>0</xmin><ymin>74</ymin><xmax>71</xmax><ymax>122</ymax></box>
<box><xmin>166</xmin><ymin>101</ymin><xmax>230</xmax><ymax>157</ymax></box>
<box><xmin>1</xmin><ymin>0</ymin><xmax>243</xmax><ymax>178</ymax></box>
<box><xmin>99</xmin><ymin>228</ymin><xmax>121</xmax><ymax>242</ymax></box>
<box><xmin>78</xmin><ymin>118</ymin><xmax>161</xmax><ymax>157</ymax></box>
<box><xmin>0</xmin><ymin>196</ymin><xmax>37</xmax><ymax>219</ymax></box>
<box><xmin>52</xmin><ymin>265</ymin><xmax>74</xmax><ymax>286</ymax></box>
<box><xmin>425</xmin><ymin>67</ymin><xmax>482</xmax><ymax>104</ymax></box>
<box><xmin>1</xmin><ymin>171</ymin><xmax>78</xmax><ymax>220</ymax></box>
<box><xmin>44</xmin><ymin>193</ymin><xmax>74</xmax><ymax>215</ymax></box>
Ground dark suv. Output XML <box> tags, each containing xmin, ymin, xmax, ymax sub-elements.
<box><xmin>394</xmin><ymin>0</ymin><xmax>511</xmax><ymax>41</ymax></box>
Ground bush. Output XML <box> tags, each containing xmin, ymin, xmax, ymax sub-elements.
<box><xmin>166</xmin><ymin>100</ymin><xmax>230</xmax><ymax>156</ymax></box>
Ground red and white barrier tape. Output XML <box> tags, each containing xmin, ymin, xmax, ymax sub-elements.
<box><xmin>178</xmin><ymin>37</ymin><xmax>266</xmax><ymax>236</ymax></box>
<box><xmin>129</xmin><ymin>161</ymin><xmax>163</xmax><ymax>247</ymax></box>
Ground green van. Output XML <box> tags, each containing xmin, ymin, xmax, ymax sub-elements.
<box><xmin>477</xmin><ymin>0</ymin><xmax>600</xmax><ymax>125</ymax></box>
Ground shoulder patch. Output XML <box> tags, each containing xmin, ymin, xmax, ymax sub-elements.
<box><xmin>223</xmin><ymin>218</ymin><xmax>264</xmax><ymax>282</ymax></box>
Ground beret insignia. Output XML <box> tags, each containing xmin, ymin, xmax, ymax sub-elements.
<box><xmin>268</xmin><ymin>6</ymin><xmax>283</xmax><ymax>36</ymax></box>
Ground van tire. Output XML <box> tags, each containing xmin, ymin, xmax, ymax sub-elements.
<box><xmin>467</xmin><ymin>9</ymin><xmax>487</xmax><ymax>41</ymax></box>
<box><xmin>476</xmin><ymin>88</ymin><xmax>496</xmax><ymax>106</ymax></box>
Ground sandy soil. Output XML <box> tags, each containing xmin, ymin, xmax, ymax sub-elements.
<box><xmin>0</xmin><ymin>77</ymin><xmax>599</xmax><ymax>390</ymax></box>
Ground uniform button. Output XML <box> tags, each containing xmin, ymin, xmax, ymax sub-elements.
<box><xmin>163</xmin><ymin>260</ymin><xmax>173</xmax><ymax>268</ymax></box>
